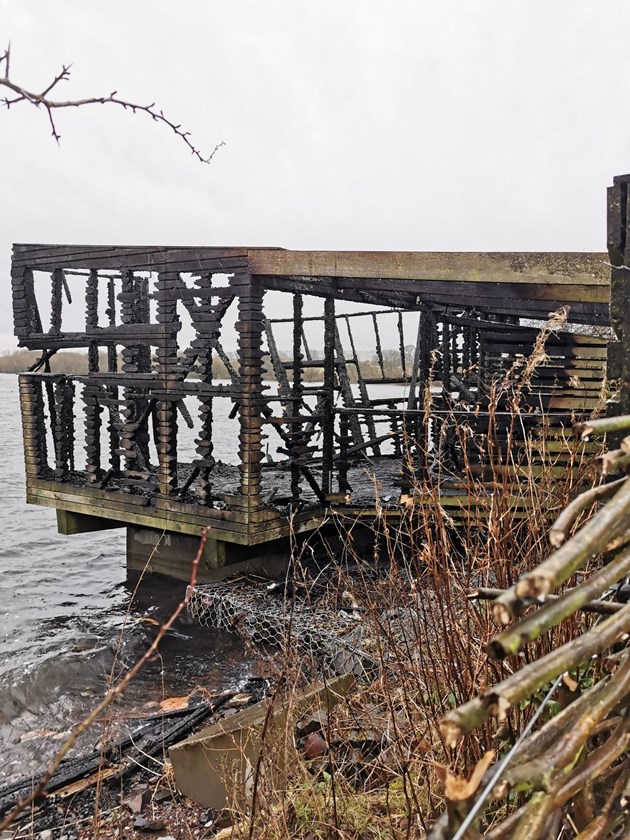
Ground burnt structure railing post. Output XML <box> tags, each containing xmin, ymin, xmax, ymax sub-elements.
<box><xmin>290</xmin><ymin>293</ymin><xmax>304</xmax><ymax>504</ymax></box>
<box><xmin>234</xmin><ymin>274</ymin><xmax>265</xmax><ymax>512</ymax></box>
<box><xmin>194</xmin><ymin>272</ymin><xmax>215</xmax><ymax>506</ymax></box>
<box><xmin>156</xmin><ymin>270</ymin><xmax>179</xmax><ymax>497</ymax></box>
<box><xmin>322</xmin><ymin>296</ymin><xmax>336</xmax><ymax>496</ymax></box>
<box><xmin>84</xmin><ymin>268</ymin><xmax>102</xmax><ymax>482</ymax></box>
<box><xmin>338</xmin><ymin>410</ymin><xmax>350</xmax><ymax>494</ymax></box>
<box><xmin>19</xmin><ymin>375</ymin><xmax>47</xmax><ymax>481</ymax></box>
<box><xmin>401</xmin><ymin>307</ymin><xmax>432</xmax><ymax>493</ymax></box>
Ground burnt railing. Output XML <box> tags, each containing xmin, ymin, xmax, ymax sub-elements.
<box><xmin>12</xmin><ymin>245</ymin><xmax>611</xmax><ymax>544</ymax></box>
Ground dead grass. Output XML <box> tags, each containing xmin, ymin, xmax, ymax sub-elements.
<box><xmin>224</xmin><ymin>327</ymin><xmax>610</xmax><ymax>839</ymax></box>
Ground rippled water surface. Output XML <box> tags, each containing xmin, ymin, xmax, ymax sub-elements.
<box><xmin>0</xmin><ymin>375</ymin><xmax>408</xmax><ymax>782</ymax></box>
<box><xmin>0</xmin><ymin>376</ymin><xmax>253</xmax><ymax>781</ymax></box>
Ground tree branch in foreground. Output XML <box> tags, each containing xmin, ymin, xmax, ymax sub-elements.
<box><xmin>0</xmin><ymin>44</ymin><xmax>223</xmax><ymax>163</ymax></box>
<box><xmin>440</xmin><ymin>604</ymin><xmax>630</xmax><ymax>746</ymax></box>
<box><xmin>0</xmin><ymin>527</ymin><xmax>207</xmax><ymax>832</ymax></box>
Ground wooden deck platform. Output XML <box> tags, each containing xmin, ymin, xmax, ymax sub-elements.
<box><xmin>11</xmin><ymin>243</ymin><xmax>615</xmax><ymax>577</ymax></box>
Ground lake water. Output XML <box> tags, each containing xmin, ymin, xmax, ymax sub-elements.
<box><xmin>0</xmin><ymin>375</ymin><xmax>408</xmax><ymax>781</ymax></box>
<box><xmin>0</xmin><ymin>376</ymin><xmax>255</xmax><ymax>782</ymax></box>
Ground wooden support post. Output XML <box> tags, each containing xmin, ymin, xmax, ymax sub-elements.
<box><xmin>104</xmin><ymin>273</ymin><xmax>120</xmax><ymax>472</ymax></box>
<box><xmin>290</xmin><ymin>293</ymin><xmax>304</xmax><ymax>503</ymax></box>
<box><xmin>86</xmin><ymin>269</ymin><xmax>99</xmax><ymax>373</ymax></box>
<box><xmin>338</xmin><ymin>411</ymin><xmax>351</xmax><ymax>494</ymax></box>
<box><xmin>397</xmin><ymin>311</ymin><xmax>407</xmax><ymax>379</ymax></box>
<box><xmin>322</xmin><ymin>296</ymin><xmax>336</xmax><ymax>496</ymax></box>
<box><xmin>608</xmin><ymin>176</ymin><xmax>630</xmax><ymax>417</ymax></box>
<box><xmin>19</xmin><ymin>375</ymin><xmax>47</xmax><ymax>479</ymax></box>
<box><xmin>83</xmin><ymin>269</ymin><xmax>102</xmax><ymax>481</ymax></box>
<box><xmin>156</xmin><ymin>270</ymin><xmax>180</xmax><ymax>497</ymax></box>
<box><xmin>50</xmin><ymin>268</ymin><xmax>63</xmax><ymax>334</ymax></box>
<box><xmin>234</xmin><ymin>274</ymin><xmax>265</xmax><ymax>511</ymax></box>
<box><xmin>195</xmin><ymin>272</ymin><xmax>215</xmax><ymax>505</ymax></box>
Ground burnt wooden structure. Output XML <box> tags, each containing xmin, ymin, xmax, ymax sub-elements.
<box><xmin>12</xmin><ymin>244</ymin><xmax>612</xmax><ymax>579</ymax></box>
<box><xmin>608</xmin><ymin>173</ymin><xmax>630</xmax><ymax>416</ymax></box>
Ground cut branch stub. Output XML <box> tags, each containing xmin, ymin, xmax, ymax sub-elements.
<box><xmin>575</xmin><ymin>413</ymin><xmax>630</xmax><ymax>440</ymax></box>
<box><xmin>488</xmin><ymin>545</ymin><xmax>630</xmax><ymax>659</ymax></box>
<box><xmin>549</xmin><ymin>476</ymin><xmax>626</xmax><ymax>547</ymax></box>
<box><xmin>493</xmin><ymin>476</ymin><xmax>630</xmax><ymax>624</ymax></box>
<box><xmin>440</xmin><ymin>602</ymin><xmax>630</xmax><ymax>747</ymax></box>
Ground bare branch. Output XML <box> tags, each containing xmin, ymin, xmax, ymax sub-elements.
<box><xmin>0</xmin><ymin>43</ymin><xmax>223</xmax><ymax>161</ymax></box>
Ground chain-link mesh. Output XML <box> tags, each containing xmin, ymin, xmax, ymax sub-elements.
<box><xmin>187</xmin><ymin>576</ymin><xmax>380</xmax><ymax>678</ymax></box>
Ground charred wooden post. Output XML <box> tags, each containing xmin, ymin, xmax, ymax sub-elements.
<box><xmin>322</xmin><ymin>296</ymin><xmax>336</xmax><ymax>497</ymax></box>
<box><xmin>194</xmin><ymin>272</ymin><xmax>216</xmax><ymax>506</ymax></box>
<box><xmin>234</xmin><ymin>273</ymin><xmax>265</xmax><ymax>511</ymax></box>
<box><xmin>156</xmin><ymin>270</ymin><xmax>179</xmax><ymax>498</ymax></box>
<box><xmin>290</xmin><ymin>293</ymin><xmax>304</xmax><ymax>504</ymax></box>
<box><xmin>19</xmin><ymin>376</ymin><xmax>46</xmax><ymax>480</ymax></box>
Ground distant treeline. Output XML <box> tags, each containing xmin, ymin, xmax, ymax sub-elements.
<box><xmin>0</xmin><ymin>350</ymin><xmax>93</xmax><ymax>374</ymax></box>
<box><xmin>0</xmin><ymin>350</ymin><xmax>238</xmax><ymax>377</ymax></box>
<box><xmin>0</xmin><ymin>348</ymin><xmax>413</xmax><ymax>382</ymax></box>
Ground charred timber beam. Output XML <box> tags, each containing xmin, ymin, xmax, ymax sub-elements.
<box><xmin>11</xmin><ymin>244</ymin><xmax>249</xmax><ymax>273</ymax></box>
<box><xmin>258</xmin><ymin>274</ymin><xmax>609</xmax><ymax>321</ymax></box>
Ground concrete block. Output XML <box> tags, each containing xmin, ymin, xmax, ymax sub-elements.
<box><xmin>126</xmin><ymin>525</ymin><xmax>289</xmax><ymax>583</ymax></box>
<box><xmin>169</xmin><ymin>675</ymin><xmax>353</xmax><ymax>810</ymax></box>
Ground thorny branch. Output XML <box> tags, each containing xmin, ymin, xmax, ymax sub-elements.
<box><xmin>0</xmin><ymin>44</ymin><xmax>224</xmax><ymax>163</ymax></box>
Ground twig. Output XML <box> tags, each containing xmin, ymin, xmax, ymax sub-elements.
<box><xmin>0</xmin><ymin>527</ymin><xmax>207</xmax><ymax>832</ymax></box>
<box><xmin>0</xmin><ymin>43</ymin><xmax>223</xmax><ymax>163</ymax></box>
<box><xmin>471</xmin><ymin>587</ymin><xmax>622</xmax><ymax>617</ymax></box>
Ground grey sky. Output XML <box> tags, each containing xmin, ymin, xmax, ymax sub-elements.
<box><xmin>1</xmin><ymin>0</ymin><xmax>629</xmax><ymax>351</ymax></box>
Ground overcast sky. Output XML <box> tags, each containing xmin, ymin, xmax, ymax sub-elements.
<box><xmin>1</xmin><ymin>0</ymin><xmax>630</xmax><ymax>351</ymax></box>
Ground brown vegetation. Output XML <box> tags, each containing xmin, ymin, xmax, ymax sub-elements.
<box><xmin>3</xmin><ymin>324</ymin><xmax>628</xmax><ymax>839</ymax></box>
<box><xmin>188</xmin><ymin>344</ymin><xmax>627</xmax><ymax>839</ymax></box>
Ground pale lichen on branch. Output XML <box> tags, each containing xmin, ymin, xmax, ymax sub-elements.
<box><xmin>0</xmin><ymin>43</ymin><xmax>224</xmax><ymax>162</ymax></box>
